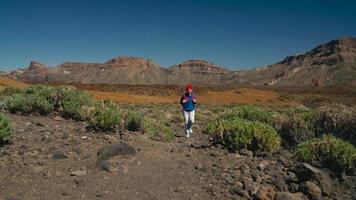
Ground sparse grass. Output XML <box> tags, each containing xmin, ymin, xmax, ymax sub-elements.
<box><xmin>297</xmin><ymin>134</ymin><xmax>356</xmax><ymax>172</ymax></box>
<box><xmin>0</xmin><ymin>86</ymin><xmax>22</xmax><ymax>98</ymax></box>
<box><xmin>142</xmin><ymin>117</ymin><xmax>175</xmax><ymax>142</ymax></box>
<box><xmin>0</xmin><ymin>113</ymin><xmax>11</xmax><ymax>141</ymax></box>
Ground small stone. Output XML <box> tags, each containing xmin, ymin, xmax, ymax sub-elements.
<box><xmin>242</xmin><ymin>176</ymin><xmax>255</xmax><ymax>194</ymax></box>
<box><xmin>230</xmin><ymin>185</ymin><xmax>250</xmax><ymax>198</ymax></box>
<box><xmin>303</xmin><ymin>181</ymin><xmax>321</xmax><ymax>200</ymax></box>
<box><xmin>239</xmin><ymin>148</ymin><xmax>253</xmax><ymax>157</ymax></box>
<box><xmin>5</xmin><ymin>197</ymin><xmax>21</xmax><ymax>200</ymax></box>
<box><xmin>275</xmin><ymin>192</ymin><xmax>306</xmax><ymax>200</ymax></box>
<box><xmin>61</xmin><ymin>132</ymin><xmax>69</xmax><ymax>139</ymax></box>
<box><xmin>256</xmin><ymin>186</ymin><xmax>275</xmax><ymax>200</ymax></box>
<box><xmin>32</xmin><ymin>166</ymin><xmax>45</xmax><ymax>174</ymax></box>
<box><xmin>70</xmin><ymin>167</ymin><xmax>87</xmax><ymax>176</ymax></box>
<box><xmin>54</xmin><ymin>116</ymin><xmax>64</xmax><ymax>121</ymax></box>
<box><xmin>52</xmin><ymin>151</ymin><xmax>68</xmax><ymax>160</ymax></box>
<box><xmin>225</xmin><ymin>176</ymin><xmax>235</xmax><ymax>185</ymax></box>
<box><xmin>195</xmin><ymin>162</ymin><xmax>206</xmax><ymax>171</ymax></box>
<box><xmin>255</xmin><ymin>175</ymin><xmax>262</xmax><ymax>184</ymax></box>
<box><xmin>273</xmin><ymin>174</ymin><xmax>288</xmax><ymax>191</ymax></box>
<box><xmin>257</xmin><ymin>163</ymin><xmax>266</xmax><ymax>171</ymax></box>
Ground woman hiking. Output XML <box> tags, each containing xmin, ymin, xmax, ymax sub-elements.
<box><xmin>180</xmin><ymin>83</ymin><xmax>197</xmax><ymax>138</ymax></box>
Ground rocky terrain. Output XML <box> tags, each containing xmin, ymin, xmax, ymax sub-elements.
<box><xmin>0</xmin><ymin>110</ymin><xmax>355</xmax><ymax>200</ymax></box>
<box><xmin>8</xmin><ymin>37</ymin><xmax>356</xmax><ymax>87</ymax></box>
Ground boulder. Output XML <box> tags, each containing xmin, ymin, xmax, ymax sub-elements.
<box><xmin>294</xmin><ymin>162</ymin><xmax>332</xmax><ymax>195</ymax></box>
<box><xmin>97</xmin><ymin>143</ymin><xmax>136</xmax><ymax>161</ymax></box>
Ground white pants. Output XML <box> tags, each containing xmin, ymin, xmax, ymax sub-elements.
<box><xmin>183</xmin><ymin>110</ymin><xmax>195</xmax><ymax>133</ymax></box>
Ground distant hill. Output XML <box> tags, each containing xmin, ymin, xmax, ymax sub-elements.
<box><xmin>8</xmin><ymin>37</ymin><xmax>356</xmax><ymax>87</ymax></box>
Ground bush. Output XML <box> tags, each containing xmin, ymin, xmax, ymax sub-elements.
<box><xmin>206</xmin><ymin>118</ymin><xmax>281</xmax><ymax>152</ymax></box>
<box><xmin>0</xmin><ymin>113</ymin><xmax>11</xmax><ymax>141</ymax></box>
<box><xmin>23</xmin><ymin>85</ymin><xmax>57</xmax><ymax>105</ymax></box>
<box><xmin>315</xmin><ymin>105</ymin><xmax>356</xmax><ymax>145</ymax></box>
<box><xmin>2</xmin><ymin>85</ymin><xmax>94</xmax><ymax>119</ymax></box>
<box><xmin>297</xmin><ymin>135</ymin><xmax>356</xmax><ymax>172</ymax></box>
<box><xmin>221</xmin><ymin>105</ymin><xmax>277</xmax><ymax>125</ymax></box>
<box><xmin>56</xmin><ymin>86</ymin><xmax>93</xmax><ymax>120</ymax></box>
<box><xmin>274</xmin><ymin>108</ymin><xmax>319</xmax><ymax>147</ymax></box>
<box><xmin>88</xmin><ymin>100</ymin><xmax>122</xmax><ymax>132</ymax></box>
<box><xmin>3</xmin><ymin>85</ymin><xmax>57</xmax><ymax>115</ymax></box>
<box><xmin>123</xmin><ymin>110</ymin><xmax>144</xmax><ymax>132</ymax></box>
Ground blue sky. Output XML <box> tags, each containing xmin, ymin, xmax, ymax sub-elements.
<box><xmin>0</xmin><ymin>0</ymin><xmax>355</xmax><ymax>70</ymax></box>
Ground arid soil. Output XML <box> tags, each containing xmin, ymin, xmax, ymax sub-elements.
<box><xmin>1</xmin><ymin>112</ymin><xmax>355</xmax><ymax>200</ymax></box>
<box><xmin>87</xmin><ymin>88</ymin><xmax>297</xmax><ymax>106</ymax></box>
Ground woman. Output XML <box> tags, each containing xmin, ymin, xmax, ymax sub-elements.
<box><xmin>180</xmin><ymin>83</ymin><xmax>197</xmax><ymax>138</ymax></box>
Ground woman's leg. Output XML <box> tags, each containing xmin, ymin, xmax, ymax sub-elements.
<box><xmin>183</xmin><ymin>111</ymin><xmax>190</xmax><ymax>137</ymax></box>
<box><xmin>188</xmin><ymin>110</ymin><xmax>195</xmax><ymax>134</ymax></box>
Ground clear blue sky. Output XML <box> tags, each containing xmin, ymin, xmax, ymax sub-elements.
<box><xmin>1</xmin><ymin>0</ymin><xmax>355</xmax><ymax>70</ymax></box>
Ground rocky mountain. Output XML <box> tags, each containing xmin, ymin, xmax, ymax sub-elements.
<box><xmin>232</xmin><ymin>37</ymin><xmax>356</xmax><ymax>87</ymax></box>
<box><xmin>8</xmin><ymin>37</ymin><xmax>356</xmax><ymax>87</ymax></box>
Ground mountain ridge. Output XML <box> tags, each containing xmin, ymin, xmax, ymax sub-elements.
<box><xmin>8</xmin><ymin>37</ymin><xmax>356</xmax><ymax>87</ymax></box>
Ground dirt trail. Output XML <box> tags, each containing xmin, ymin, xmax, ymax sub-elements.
<box><xmin>0</xmin><ymin>114</ymin><xmax>232</xmax><ymax>200</ymax></box>
<box><xmin>1</xmin><ymin>114</ymin><xmax>354</xmax><ymax>200</ymax></box>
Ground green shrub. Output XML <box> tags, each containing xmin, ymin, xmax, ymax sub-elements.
<box><xmin>56</xmin><ymin>86</ymin><xmax>93</xmax><ymax>120</ymax></box>
<box><xmin>221</xmin><ymin>105</ymin><xmax>277</xmax><ymax>125</ymax></box>
<box><xmin>3</xmin><ymin>93</ymin><xmax>31</xmax><ymax>114</ymax></box>
<box><xmin>297</xmin><ymin>135</ymin><xmax>356</xmax><ymax>172</ymax></box>
<box><xmin>206</xmin><ymin>118</ymin><xmax>281</xmax><ymax>152</ymax></box>
<box><xmin>2</xmin><ymin>85</ymin><xmax>94</xmax><ymax>119</ymax></box>
<box><xmin>88</xmin><ymin>100</ymin><xmax>122</xmax><ymax>132</ymax></box>
<box><xmin>2</xmin><ymin>85</ymin><xmax>57</xmax><ymax>115</ymax></box>
<box><xmin>274</xmin><ymin>108</ymin><xmax>319</xmax><ymax>147</ymax></box>
<box><xmin>3</xmin><ymin>92</ymin><xmax>54</xmax><ymax>115</ymax></box>
<box><xmin>23</xmin><ymin>85</ymin><xmax>57</xmax><ymax>105</ymax></box>
<box><xmin>123</xmin><ymin>110</ymin><xmax>144</xmax><ymax>132</ymax></box>
<box><xmin>315</xmin><ymin>105</ymin><xmax>356</xmax><ymax>145</ymax></box>
<box><xmin>0</xmin><ymin>113</ymin><xmax>11</xmax><ymax>141</ymax></box>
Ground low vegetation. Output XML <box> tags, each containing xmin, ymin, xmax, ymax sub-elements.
<box><xmin>297</xmin><ymin>134</ymin><xmax>356</xmax><ymax>172</ymax></box>
<box><xmin>274</xmin><ymin>108</ymin><xmax>319</xmax><ymax>147</ymax></box>
<box><xmin>56</xmin><ymin>86</ymin><xmax>94</xmax><ymax>120</ymax></box>
<box><xmin>123</xmin><ymin>110</ymin><xmax>144</xmax><ymax>132</ymax></box>
<box><xmin>219</xmin><ymin>105</ymin><xmax>277</xmax><ymax>125</ymax></box>
<box><xmin>206</xmin><ymin>118</ymin><xmax>281</xmax><ymax>152</ymax></box>
<box><xmin>0</xmin><ymin>112</ymin><xmax>11</xmax><ymax>142</ymax></box>
<box><xmin>88</xmin><ymin>100</ymin><xmax>122</xmax><ymax>132</ymax></box>
<box><xmin>2</xmin><ymin>85</ymin><xmax>93</xmax><ymax>119</ymax></box>
<box><xmin>142</xmin><ymin>117</ymin><xmax>175</xmax><ymax>142</ymax></box>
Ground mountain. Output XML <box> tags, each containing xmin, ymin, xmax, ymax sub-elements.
<box><xmin>232</xmin><ymin>37</ymin><xmax>356</xmax><ymax>87</ymax></box>
<box><xmin>9</xmin><ymin>57</ymin><xmax>166</xmax><ymax>84</ymax></box>
<box><xmin>8</xmin><ymin>37</ymin><xmax>356</xmax><ymax>87</ymax></box>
